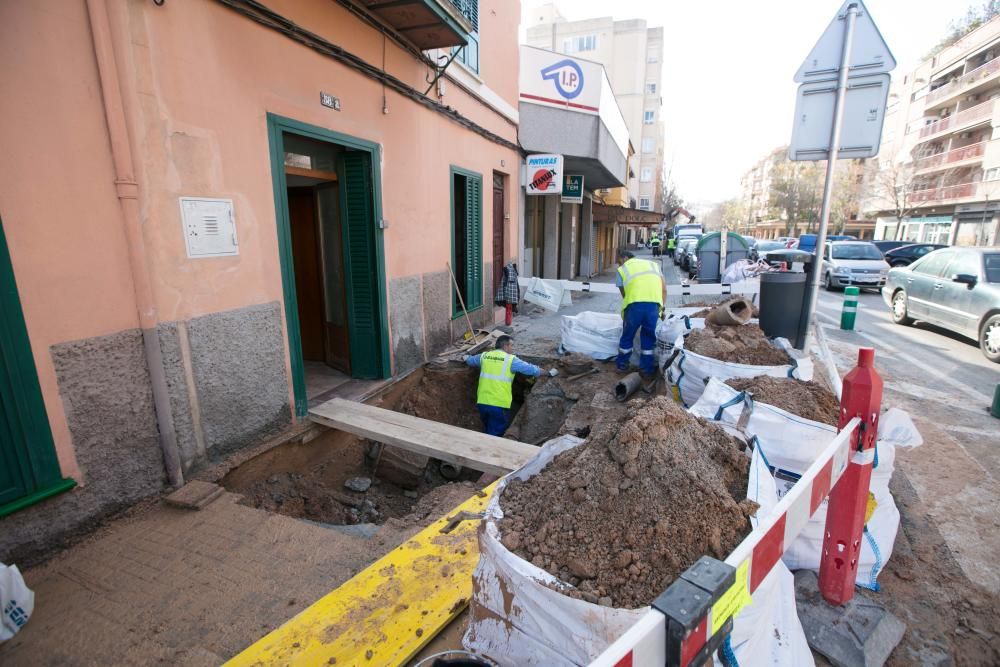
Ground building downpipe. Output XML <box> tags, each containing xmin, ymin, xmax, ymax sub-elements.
<box><xmin>85</xmin><ymin>0</ymin><xmax>183</xmax><ymax>488</ymax></box>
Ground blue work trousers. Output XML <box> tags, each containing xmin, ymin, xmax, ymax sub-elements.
<box><xmin>617</xmin><ymin>302</ymin><xmax>659</xmax><ymax>375</ymax></box>
<box><xmin>478</xmin><ymin>404</ymin><xmax>511</xmax><ymax>437</ymax></box>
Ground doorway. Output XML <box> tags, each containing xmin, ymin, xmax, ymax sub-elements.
<box><xmin>268</xmin><ymin>115</ymin><xmax>389</xmax><ymax>418</ymax></box>
<box><xmin>492</xmin><ymin>172</ymin><xmax>506</xmax><ymax>297</ymax></box>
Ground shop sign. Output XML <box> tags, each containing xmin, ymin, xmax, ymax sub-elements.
<box><xmin>525</xmin><ymin>154</ymin><xmax>563</xmax><ymax>195</ymax></box>
<box><xmin>561</xmin><ymin>175</ymin><xmax>584</xmax><ymax>204</ymax></box>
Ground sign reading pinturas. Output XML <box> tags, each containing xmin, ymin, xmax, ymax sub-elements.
<box><xmin>525</xmin><ymin>154</ymin><xmax>563</xmax><ymax>196</ymax></box>
<box><xmin>561</xmin><ymin>174</ymin><xmax>584</xmax><ymax>204</ymax></box>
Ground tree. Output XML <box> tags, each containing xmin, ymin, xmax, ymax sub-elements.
<box><xmin>830</xmin><ymin>159</ymin><xmax>868</xmax><ymax>234</ymax></box>
<box><xmin>926</xmin><ymin>1</ymin><xmax>1000</xmax><ymax>58</ymax></box>
<box><xmin>767</xmin><ymin>152</ymin><xmax>824</xmax><ymax>235</ymax></box>
<box><xmin>661</xmin><ymin>183</ymin><xmax>684</xmax><ymax>215</ymax></box>
<box><xmin>863</xmin><ymin>160</ymin><xmax>920</xmax><ymax>240</ymax></box>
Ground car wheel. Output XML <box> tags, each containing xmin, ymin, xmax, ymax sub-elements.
<box><xmin>824</xmin><ymin>273</ymin><xmax>836</xmax><ymax>291</ymax></box>
<box><xmin>981</xmin><ymin>314</ymin><xmax>1000</xmax><ymax>363</ymax></box>
<box><xmin>891</xmin><ymin>290</ymin><xmax>913</xmax><ymax>325</ymax></box>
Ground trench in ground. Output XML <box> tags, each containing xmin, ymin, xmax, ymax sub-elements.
<box><xmin>221</xmin><ymin>361</ymin><xmax>550</xmax><ymax>527</ymax></box>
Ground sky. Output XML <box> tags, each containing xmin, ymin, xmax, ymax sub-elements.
<box><xmin>520</xmin><ymin>0</ymin><xmax>977</xmax><ymax>207</ymax></box>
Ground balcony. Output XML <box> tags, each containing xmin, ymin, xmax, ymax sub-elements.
<box><xmin>925</xmin><ymin>55</ymin><xmax>1000</xmax><ymax>107</ymax></box>
<box><xmin>913</xmin><ymin>141</ymin><xmax>986</xmax><ymax>173</ymax></box>
<box><xmin>918</xmin><ymin>99</ymin><xmax>995</xmax><ymax>140</ymax></box>
<box><xmin>357</xmin><ymin>0</ymin><xmax>475</xmax><ymax>50</ymax></box>
<box><xmin>910</xmin><ymin>181</ymin><xmax>979</xmax><ymax>204</ymax></box>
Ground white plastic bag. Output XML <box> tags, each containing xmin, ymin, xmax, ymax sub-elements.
<box><xmin>666</xmin><ymin>333</ymin><xmax>813</xmax><ymax>407</ymax></box>
<box><xmin>721</xmin><ymin>259</ymin><xmax>753</xmax><ymax>284</ymax></box>
<box><xmin>1</xmin><ymin>563</ymin><xmax>34</xmax><ymax>641</ymax></box>
<box><xmin>464</xmin><ymin>436</ymin><xmax>812</xmax><ymax>667</ymax></box>
<box><xmin>559</xmin><ymin>311</ymin><xmax>623</xmax><ymax>360</ymax></box>
<box><xmin>689</xmin><ymin>378</ymin><xmax>919</xmax><ymax>589</ymax></box>
<box><xmin>524</xmin><ymin>278</ymin><xmax>571</xmax><ymax>312</ymax></box>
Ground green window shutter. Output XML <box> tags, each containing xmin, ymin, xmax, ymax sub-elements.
<box><xmin>338</xmin><ymin>152</ymin><xmax>381</xmax><ymax>378</ymax></box>
<box><xmin>0</xmin><ymin>217</ymin><xmax>70</xmax><ymax>509</ymax></box>
<box><xmin>465</xmin><ymin>174</ymin><xmax>482</xmax><ymax>310</ymax></box>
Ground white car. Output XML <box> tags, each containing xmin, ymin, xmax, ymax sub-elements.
<box><xmin>822</xmin><ymin>241</ymin><xmax>890</xmax><ymax>291</ymax></box>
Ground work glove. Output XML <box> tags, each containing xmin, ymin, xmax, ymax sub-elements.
<box><xmin>461</xmin><ymin>354</ymin><xmax>470</xmax><ymax>362</ymax></box>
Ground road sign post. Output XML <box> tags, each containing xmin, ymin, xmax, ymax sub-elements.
<box><xmin>791</xmin><ymin>0</ymin><xmax>895</xmax><ymax>349</ymax></box>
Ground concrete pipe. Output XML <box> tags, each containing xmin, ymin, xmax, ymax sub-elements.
<box><xmin>706</xmin><ymin>297</ymin><xmax>754</xmax><ymax>326</ymax></box>
<box><xmin>615</xmin><ymin>372</ymin><xmax>643</xmax><ymax>402</ymax></box>
<box><xmin>440</xmin><ymin>461</ymin><xmax>464</xmax><ymax>479</ymax></box>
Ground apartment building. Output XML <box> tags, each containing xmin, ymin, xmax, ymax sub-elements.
<box><xmin>740</xmin><ymin>151</ymin><xmax>779</xmax><ymax>231</ymax></box>
<box><xmin>864</xmin><ymin>16</ymin><xmax>1000</xmax><ymax>246</ymax></box>
<box><xmin>524</xmin><ymin>4</ymin><xmax>666</xmax><ymax>213</ymax></box>
<box><xmin>1</xmin><ymin>0</ymin><xmax>520</xmax><ymax>563</ymax></box>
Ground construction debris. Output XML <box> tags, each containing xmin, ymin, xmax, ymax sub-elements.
<box><xmin>498</xmin><ymin>397</ymin><xmax>755</xmax><ymax>608</ymax></box>
<box><xmin>684</xmin><ymin>323</ymin><xmax>791</xmax><ymax>365</ymax></box>
<box><xmin>725</xmin><ymin>376</ymin><xmax>840</xmax><ymax>426</ymax></box>
<box><xmin>705</xmin><ymin>296</ymin><xmax>755</xmax><ymax>326</ymax></box>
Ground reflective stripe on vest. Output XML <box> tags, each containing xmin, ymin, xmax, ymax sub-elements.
<box><xmin>477</xmin><ymin>350</ymin><xmax>516</xmax><ymax>408</ymax></box>
<box><xmin>618</xmin><ymin>258</ymin><xmax>664</xmax><ymax>310</ymax></box>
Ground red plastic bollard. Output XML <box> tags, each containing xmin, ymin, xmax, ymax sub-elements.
<box><xmin>505</xmin><ymin>303</ymin><xmax>513</xmax><ymax>326</ymax></box>
<box><xmin>818</xmin><ymin>347</ymin><xmax>883</xmax><ymax>606</ymax></box>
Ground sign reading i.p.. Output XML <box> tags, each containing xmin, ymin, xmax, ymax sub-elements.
<box><xmin>525</xmin><ymin>154</ymin><xmax>564</xmax><ymax>196</ymax></box>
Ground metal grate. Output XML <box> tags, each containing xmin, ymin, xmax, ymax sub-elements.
<box><xmin>448</xmin><ymin>0</ymin><xmax>478</xmax><ymax>31</ymax></box>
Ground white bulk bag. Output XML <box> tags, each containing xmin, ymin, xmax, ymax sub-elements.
<box><xmin>464</xmin><ymin>435</ymin><xmax>812</xmax><ymax>667</ymax></box>
<box><xmin>1</xmin><ymin>563</ymin><xmax>34</xmax><ymax>641</ymax></box>
<box><xmin>524</xmin><ymin>277</ymin><xmax>571</xmax><ymax>312</ymax></box>
<box><xmin>559</xmin><ymin>311</ymin><xmax>623</xmax><ymax>360</ymax></box>
<box><xmin>689</xmin><ymin>379</ymin><xmax>921</xmax><ymax>589</ymax></box>
<box><xmin>666</xmin><ymin>334</ymin><xmax>813</xmax><ymax>407</ymax></box>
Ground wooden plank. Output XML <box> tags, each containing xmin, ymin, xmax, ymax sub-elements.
<box><xmin>225</xmin><ymin>483</ymin><xmax>498</xmax><ymax>667</ymax></box>
<box><xmin>284</xmin><ymin>164</ymin><xmax>339</xmax><ymax>181</ymax></box>
<box><xmin>309</xmin><ymin>398</ymin><xmax>536</xmax><ymax>476</ymax></box>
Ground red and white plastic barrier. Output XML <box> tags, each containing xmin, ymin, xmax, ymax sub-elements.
<box><xmin>591</xmin><ymin>347</ymin><xmax>882</xmax><ymax>667</ymax></box>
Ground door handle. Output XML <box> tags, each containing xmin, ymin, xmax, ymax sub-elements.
<box><xmin>933</xmin><ymin>283</ymin><xmax>943</xmax><ymax>289</ymax></box>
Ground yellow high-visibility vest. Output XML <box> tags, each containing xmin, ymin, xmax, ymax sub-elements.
<box><xmin>618</xmin><ymin>257</ymin><xmax>664</xmax><ymax>310</ymax></box>
<box><xmin>476</xmin><ymin>350</ymin><xmax>516</xmax><ymax>408</ymax></box>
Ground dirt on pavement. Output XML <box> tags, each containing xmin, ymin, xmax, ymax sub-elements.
<box><xmin>725</xmin><ymin>376</ymin><xmax>840</xmax><ymax>426</ymax></box>
<box><xmin>497</xmin><ymin>396</ymin><xmax>755</xmax><ymax>609</ymax></box>
<box><xmin>685</xmin><ymin>323</ymin><xmax>791</xmax><ymax>365</ymax></box>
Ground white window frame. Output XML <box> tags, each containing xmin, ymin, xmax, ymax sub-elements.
<box><xmin>640</xmin><ymin>167</ymin><xmax>653</xmax><ymax>182</ymax></box>
<box><xmin>642</xmin><ymin>137</ymin><xmax>654</xmax><ymax>153</ymax></box>
<box><xmin>646</xmin><ymin>82</ymin><xmax>657</xmax><ymax>94</ymax></box>
<box><xmin>639</xmin><ymin>196</ymin><xmax>651</xmax><ymax>210</ymax></box>
<box><xmin>643</xmin><ymin>110</ymin><xmax>655</xmax><ymax>124</ymax></box>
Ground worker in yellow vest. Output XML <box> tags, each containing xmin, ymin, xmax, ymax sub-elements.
<box><xmin>615</xmin><ymin>250</ymin><xmax>666</xmax><ymax>378</ymax></box>
<box><xmin>465</xmin><ymin>335</ymin><xmax>546</xmax><ymax>436</ymax></box>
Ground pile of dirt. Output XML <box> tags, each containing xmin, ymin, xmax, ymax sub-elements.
<box><xmin>684</xmin><ymin>323</ymin><xmax>790</xmax><ymax>365</ymax></box>
<box><xmin>396</xmin><ymin>363</ymin><xmax>481</xmax><ymax>430</ymax></box>
<box><xmin>725</xmin><ymin>376</ymin><xmax>840</xmax><ymax>426</ymax></box>
<box><xmin>498</xmin><ymin>397</ymin><xmax>755</xmax><ymax>608</ymax></box>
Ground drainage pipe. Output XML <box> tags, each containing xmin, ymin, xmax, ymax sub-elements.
<box><xmin>86</xmin><ymin>0</ymin><xmax>183</xmax><ymax>487</ymax></box>
<box><xmin>614</xmin><ymin>373</ymin><xmax>643</xmax><ymax>402</ymax></box>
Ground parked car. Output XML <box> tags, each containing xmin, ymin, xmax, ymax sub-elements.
<box><xmin>751</xmin><ymin>240</ymin><xmax>788</xmax><ymax>262</ymax></box>
<box><xmin>676</xmin><ymin>238</ymin><xmax>698</xmax><ymax>269</ymax></box>
<box><xmin>774</xmin><ymin>236</ymin><xmax>798</xmax><ymax>248</ymax></box>
<box><xmin>798</xmin><ymin>233</ymin><xmax>857</xmax><ymax>253</ymax></box>
<box><xmin>872</xmin><ymin>240</ymin><xmax>910</xmax><ymax>255</ymax></box>
<box><xmin>883</xmin><ymin>247</ymin><xmax>1000</xmax><ymax>362</ymax></box>
<box><xmin>821</xmin><ymin>241</ymin><xmax>889</xmax><ymax>291</ymax></box>
<box><xmin>883</xmin><ymin>243</ymin><xmax>948</xmax><ymax>267</ymax></box>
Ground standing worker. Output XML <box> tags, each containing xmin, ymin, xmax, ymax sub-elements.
<box><xmin>667</xmin><ymin>234</ymin><xmax>676</xmax><ymax>258</ymax></box>
<box><xmin>616</xmin><ymin>250</ymin><xmax>666</xmax><ymax>378</ymax></box>
<box><xmin>465</xmin><ymin>335</ymin><xmax>546</xmax><ymax>437</ymax></box>
<box><xmin>650</xmin><ymin>233</ymin><xmax>662</xmax><ymax>257</ymax></box>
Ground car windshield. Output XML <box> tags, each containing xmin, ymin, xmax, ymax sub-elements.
<box><xmin>757</xmin><ymin>241</ymin><xmax>785</xmax><ymax>252</ymax></box>
<box><xmin>985</xmin><ymin>253</ymin><xmax>1000</xmax><ymax>283</ymax></box>
<box><xmin>681</xmin><ymin>240</ymin><xmax>697</xmax><ymax>250</ymax></box>
<box><xmin>831</xmin><ymin>244</ymin><xmax>883</xmax><ymax>260</ymax></box>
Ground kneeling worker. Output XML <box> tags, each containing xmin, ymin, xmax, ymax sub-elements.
<box><xmin>616</xmin><ymin>250</ymin><xmax>666</xmax><ymax>378</ymax></box>
<box><xmin>465</xmin><ymin>335</ymin><xmax>545</xmax><ymax>436</ymax></box>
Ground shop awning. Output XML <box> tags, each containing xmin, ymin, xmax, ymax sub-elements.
<box><xmin>593</xmin><ymin>203</ymin><xmax>665</xmax><ymax>225</ymax></box>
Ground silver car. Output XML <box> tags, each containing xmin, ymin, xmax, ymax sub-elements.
<box><xmin>882</xmin><ymin>247</ymin><xmax>1000</xmax><ymax>362</ymax></box>
<box><xmin>822</xmin><ymin>241</ymin><xmax>890</xmax><ymax>291</ymax></box>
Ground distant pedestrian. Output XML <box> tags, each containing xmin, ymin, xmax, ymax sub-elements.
<box><xmin>615</xmin><ymin>250</ymin><xmax>666</xmax><ymax>378</ymax></box>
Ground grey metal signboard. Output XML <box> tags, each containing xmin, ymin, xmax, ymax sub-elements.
<box><xmin>794</xmin><ymin>0</ymin><xmax>895</xmax><ymax>83</ymax></box>
<box><xmin>789</xmin><ymin>72</ymin><xmax>890</xmax><ymax>160</ymax></box>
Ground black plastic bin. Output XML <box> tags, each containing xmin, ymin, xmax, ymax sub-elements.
<box><xmin>760</xmin><ymin>271</ymin><xmax>807</xmax><ymax>341</ymax></box>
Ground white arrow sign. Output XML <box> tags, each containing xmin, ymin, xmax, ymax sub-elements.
<box><xmin>795</xmin><ymin>0</ymin><xmax>895</xmax><ymax>83</ymax></box>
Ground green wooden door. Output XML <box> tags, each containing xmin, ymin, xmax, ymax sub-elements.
<box><xmin>0</xmin><ymin>217</ymin><xmax>73</xmax><ymax>515</ymax></box>
<box><xmin>338</xmin><ymin>151</ymin><xmax>381</xmax><ymax>378</ymax></box>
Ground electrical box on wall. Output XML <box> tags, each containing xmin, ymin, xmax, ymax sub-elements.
<box><xmin>179</xmin><ymin>197</ymin><xmax>239</xmax><ymax>258</ymax></box>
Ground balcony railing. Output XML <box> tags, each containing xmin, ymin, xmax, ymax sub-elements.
<box><xmin>909</xmin><ymin>181</ymin><xmax>979</xmax><ymax>203</ymax></box>
<box><xmin>448</xmin><ymin>0</ymin><xmax>478</xmax><ymax>30</ymax></box>
<box><xmin>913</xmin><ymin>141</ymin><xmax>986</xmax><ymax>171</ymax></box>
<box><xmin>918</xmin><ymin>99</ymin><xmax>995</xmax><ymax>139</ymax></box>
<box><xmin>925</xmin><ymin>55</ymin><xmax>1000</xmax><ymax>106</ymax></box>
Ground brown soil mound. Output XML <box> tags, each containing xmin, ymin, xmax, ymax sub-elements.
<box><xmin>498</xmin><ymin>397</ymin><xmax>755</xmax><ymax>608</ymax></box>
<box><xmin>397</xmin><ymin>363</ymin><xmax>481</xmax><ymax>431</ymax></box>
<box><xmin>684</xmin><ymin>323</ymin><xmax>790</xmax><ymax>366</ymax></box>
<box><xmin>725</xmin><ymin>377</ymin><xmax>840</xmax><ymax>426</ymax></box>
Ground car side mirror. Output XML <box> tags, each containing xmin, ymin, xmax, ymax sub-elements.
<box><xmin>953</xmin><ymin>273</ymin><xmax>977</xmax><ymax>286</ymax></box>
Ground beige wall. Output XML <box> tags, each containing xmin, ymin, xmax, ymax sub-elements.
<box><xmin>0</xmin><ymin>0</ymin><xmax>521</xmax><ymax>480</ymax></box>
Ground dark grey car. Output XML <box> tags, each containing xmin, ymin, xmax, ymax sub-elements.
<box><xmin>882</xmin><ymin>247</ymin><xmax>1000</xmax><ymax>362</ymax></box>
